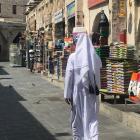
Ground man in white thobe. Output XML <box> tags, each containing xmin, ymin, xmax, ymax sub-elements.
<box><xmin>64</xmin><ymin>33</ymin><xmax>102</xmax><ymax>140</ymax></box>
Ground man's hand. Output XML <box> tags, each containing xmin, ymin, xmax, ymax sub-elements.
<box><xmin>65</xmin><ymin>98</ymin><xmax>72</xmax><ymax>105</ymax></box>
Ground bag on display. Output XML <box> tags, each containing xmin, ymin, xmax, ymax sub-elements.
<box><xmin>136</xmin><ymin>73</ymin><xmax>140</xmax><ymax>99</ymax></box>
<box><xmin>128</xmin><ymin>72</ymin><xmax>138</xmax><ymax>97</ymax></box>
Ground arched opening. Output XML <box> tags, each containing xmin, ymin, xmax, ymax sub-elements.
<box><xmin>0</xmin><ymin>32</ymin><xmax>9</xmax><ymax>61</ymax></box>
<box><xmin>92</xmin><ymin>10</ymin><xmax>109</xmax><ymax>46</ymax></box>
<box><xmin>13</xmin><ymin>32</ymin><xmax>22</xmax><ymax>44</ymax></box>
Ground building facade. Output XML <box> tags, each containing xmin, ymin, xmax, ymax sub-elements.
<box><xmin>84</xmin><ymin>0</ymin><xmax>129</xmax><ymax>46</ymax></box>
<box><xmin>83</xmin><ymin>0</ymin><xmax>111</xmax><ymax>44</ymax></box>
<box><xmin>26</xmin><ymin>0</ymin><xmax>139</xmax><ymax>47</ymax></box>
<box><xmin>0</xmin><ymin>0</ymin><xmax>28</xmax><ymax>61</ymax></box>
<box><xmin>26</xmin><ymin>0</ymin><xmax>84</xmax><ymax>40</ymax></box>
<box><xmin>53</xmin><ymin>0</ymin><xmax>65</xmax><ymax>40</ymax></box>
<box><xmin>65</xmin><ymin>0</ymin><xmax>84</xmax><ymax>36</ymax></box>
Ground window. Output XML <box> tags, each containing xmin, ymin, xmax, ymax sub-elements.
<box><xmin>50</xmin><ymin>0</ymin><xmax>53</xmax><ymax>3</ymax></box>
<box><xmin>0</xmin><ymin>3</ymin><xmax>1</xmax><ymax>13</ymax></box>
<box><xmin>13</xmin><ymin>5</ymin><xmax>16</xmax><ymax>14</ymax></box>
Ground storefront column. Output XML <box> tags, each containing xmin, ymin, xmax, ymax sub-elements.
<box><xmin>127</xmin><ymin>0</ymin><xmax>136</xmax><ymax>46</ymax></box>
<box><xmin>75</xmin><ymin>0</ymin><xmax>84</xmax><ymax>27</ymax></box>
<box><xmin>52</xmin><ymin>23</ymin><xmax>55</xmax><ymax>45</ymax></box>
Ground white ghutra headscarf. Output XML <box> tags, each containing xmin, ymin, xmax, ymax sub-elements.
<box><xmin>74</xmin><ymin>33</ymin><xmax>102</xmax><ymax>89</ymax></box>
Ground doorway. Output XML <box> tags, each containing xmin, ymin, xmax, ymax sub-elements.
<box><xmin>92</xmin><ymin>11</ymin><xmax>109</xmax><ymax>46</ymax></box>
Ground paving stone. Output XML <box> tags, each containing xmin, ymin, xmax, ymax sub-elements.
<box><xmin>0</xmin><ymin>62</ymin><xmax>140</xmax><ymax>140</ymax></box>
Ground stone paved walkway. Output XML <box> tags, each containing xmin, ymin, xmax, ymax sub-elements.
<box><xmin>0</xmin><ymin>62</ymin><xmax>140</xmax><ymax>140</ymax></box>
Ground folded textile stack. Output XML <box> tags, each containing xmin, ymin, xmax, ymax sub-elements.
<box><xmin>96</xmin><ymin>46</ymin><xmax>109</xmax><ymax>89</ymax></box>
<box><xmin>95</xmin><ymin>47</ymin><xmax>101</xmax><ymax>57</ymax></box>
<box><xmin>106</xmin><ymin>59</ymin><xmax>138</xmax><ymax>94</ymax></box>
<box><xmin>96</xmin><ymin>46</ymin><xmax>109</xmax><ymax>58</ymax></box>
<box><xmin>100</xmin><ymin>46</ymin><xmax>110</xmax><ymax>66</ymax></box>
<box><xmin>109</xmin><ymin>43</ymin><xmax>135</xmax><ymax>59</ymax></box>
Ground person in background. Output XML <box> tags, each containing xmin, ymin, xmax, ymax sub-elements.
<box><xmin>49</xmin><ymin>55</ymin><xmax>54</xmax><ymax>80</ymax></box>
<box><xmin>29</xmin><ymin>45</ymin><xmax>35</xmax><ymax>72</ymax></box>
<box><xmin>64</xmin><ymin>33</ymin><xmax>102</xmax><ymax>140</ymax></box>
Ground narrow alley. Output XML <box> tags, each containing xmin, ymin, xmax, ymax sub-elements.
<box><xmin>0</xmin><ymin>62</ymin><xmax>140</xmax><ymax>140</ymax></box>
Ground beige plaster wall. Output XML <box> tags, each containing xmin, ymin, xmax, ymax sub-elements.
<box><xmin>83</xmin><ymin>0</ymin><xmax>90</xmax><ymax>33</ymax></box>
<box><xmin>0</xmin><ymin>0</ymin><xmax>28</xmax><ymax>23</ymax></box>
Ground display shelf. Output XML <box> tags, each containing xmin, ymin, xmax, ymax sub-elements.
<box><xmin>107</xmin><ymin>57</ymin><xmax>136</xmax><ymax>61</ymax></box>
<box><xmin>100</xmin><ymin>89</ymin><xmax>128</xmax><ymax>104</ymax></box>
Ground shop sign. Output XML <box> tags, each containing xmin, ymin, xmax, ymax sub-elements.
<box><xmin>67</xmin><ymin>1</ymin><xmax>75</xmax><ymax>19</ymax></box>
<box><xmin>54</xmin><ymin>9</ymin><xmax>63</xmax><ymax>24</ymax></box>
<box><xmin>88</xmin><ymin>0</ymin><xmax>107</xmax><ymax>8</ymax></box>
<box><xmin>118</xmin><ymin>0</ymin><xmax>126</xmax><ymax>17</ymax></box>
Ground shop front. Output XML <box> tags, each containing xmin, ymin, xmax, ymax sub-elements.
<box><xmin>52</xmin><ymin>9</ymin><xmax>65</xmax><ymax>79</ymax></box>
<box><xmin>88</xmin><ymin>0</ymin><xmax>139</xmax><ymax>104</ymax></box>
<box><xmin>88</xmin><ymin>0</ymin><xmax>110</xmax><ymax>43</ymax></box>
<box><xmin>54</xmin><ymin>9</ymin><xmax>65</xmax><ymax>40</ymax></box>
<box><xmin>92</xmin><ymin>10</ymin><xmax>109</xmax><ymax>46</ymax></box>
<box><xmin>67</xmin><ymin>1</ymin><xmax>75</xmax><ymax>36</ymax></box>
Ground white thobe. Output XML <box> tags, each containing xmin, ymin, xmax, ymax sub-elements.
<box><xmin>64</xmin><ymin>53</ymin><xmax>99</xmax><ymax>140</ymax></box>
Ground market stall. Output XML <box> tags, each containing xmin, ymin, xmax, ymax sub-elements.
<box><xmin>99</xmin><ymin>43</ymin><xmax>138</xmax><ymax>103</ymax></box>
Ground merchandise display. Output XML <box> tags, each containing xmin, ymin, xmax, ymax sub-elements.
<box><xmin>96</xmin><ymin>45</ymin><xmax>109</xmax><ymax>65</ymax></box>
<box><xmin>53</xmin><ymin>51</ymin><xmax>63</xmax><ymax>79</ymax></box>
<box><xmin>137</xmin><ymin>74</ymin><xmax>140</xmax><ymax>99</ymax></box>
<box><xmin>55</xmin><ymin>39</ymin><xmax>64</xmax><ymax>51</ymax></box>
<box><xmin>96</xmin><ymin>45</ymin><xmax>109</xmax><ymax>89</ymax></box>
<box><xmin>34</xmin><ymin>44</ymin><xmax>43</xmax><ymax>72</ymax></box>
<box><xmin>64</xmin><ymin>37</ymin><xmax>73</xmax><ymax>49</ymax></box>
<box><xmin>110</xmin><ymin>43</ymin><xmax>135</xmax><ymax>59</ymax></box>
<box><xmin>127</xmin><ymin>72</ymin><xmax>140</xmax><ymax>101</ymax></box>
<box><xmin>106</xmin><ymin>59</ymin><xmax>138</xmax><ymax>94</ymax></box>
<box><xmin>45</xmin><ymin>40</ymin><xmax>72</xmax><ymax>78</ymax></box>
<box><xmin>128</xmin><ymin>72</ymin><xmax>139</xmax><ymax>96</ymax></box>
<box><xmin>105</xmin><ymin>43</ymin><xmax>138</xmax><ymax>94</ymax></box>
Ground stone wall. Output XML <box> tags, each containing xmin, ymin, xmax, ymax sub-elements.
<box><xmin>0</xmin><ymin>0</ymin><xmax>28</xmax><ymax>23</ymax></box>
<box><xmin>0</xmin><ymin>0</ymin><xmax>27</xmax><ymax>61</ymax></box>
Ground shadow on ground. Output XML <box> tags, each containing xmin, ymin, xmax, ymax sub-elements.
<box><xmin>0</xmin><ymin>66</ymin><xmax>9</xmax><ymax>75</ymax></box>
<box><xmin>0</xmin><ymin>83</ymin><xmax>57</xmax><ymax>140</ymax></box>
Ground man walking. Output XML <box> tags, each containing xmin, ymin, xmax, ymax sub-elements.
<box><xmin>64</xmin><ymin>33</ymin><xmax>102</xmax><ymax>140</ymax></box>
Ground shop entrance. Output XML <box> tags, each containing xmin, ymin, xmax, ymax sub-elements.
<box><xmin>68</xmin><ymin>17</ymin><xmax>75</xmax><ymax>36</ymax></box>
<box><xmin>92</xmin><ymin>11</ymin><xmax>109</xmax><ymax>46</ymax></box>
<box><xmin>55</xmin><ymin>21</ymin><xmax>65</xmax><ymax>40</ymax></box>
